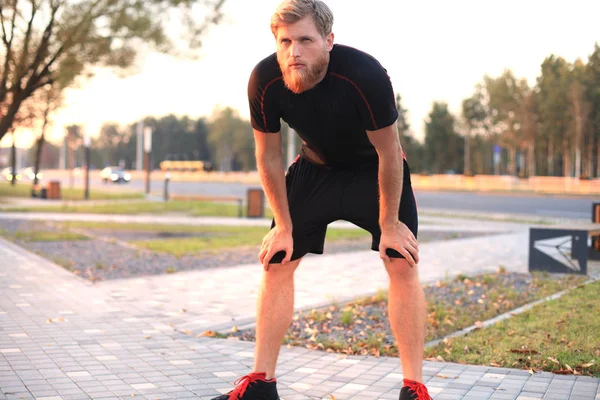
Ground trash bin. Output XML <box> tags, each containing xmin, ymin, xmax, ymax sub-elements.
<box><xmin>246</xmin><ymin>188</ymin><xmax>265</xmax><ymax>218</ymax></box>
<box><xmin>47</xmin><ymin>181</ymin><xmax>61</xmax><ymax>200</ymax></box>
<box><xmin>40</xmin><ymin>188</ymin><xmax>47</xmax><ymax>199</ymax></box>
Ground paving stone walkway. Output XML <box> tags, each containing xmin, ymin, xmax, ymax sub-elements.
<box><xmin>1</xmin><ymin>214</ymin><xmax>599</xmax><ymax>399</ymax></box>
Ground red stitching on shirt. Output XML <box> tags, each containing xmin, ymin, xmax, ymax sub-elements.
<box><xmin>329</xmin><ymin>72</ymin><xmax>378</xmax><ymax>130</ymax></box>
<box><xmin>261</xmin><ymin>77</ymin><xmax>283</xmax><ymax>132</ymax></box>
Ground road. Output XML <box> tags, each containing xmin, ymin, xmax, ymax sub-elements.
<box><xmin>46</xmin><ymin>175</ymin><xmax>598</xmax><ymax>220</ymax></box>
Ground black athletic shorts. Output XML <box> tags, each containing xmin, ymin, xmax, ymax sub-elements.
<box><xmin>269</xmin><ymin>155</ymin><xmax>418</xmax><ymax>263</ymax></box>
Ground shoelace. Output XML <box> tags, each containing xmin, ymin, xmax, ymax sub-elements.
<box><xmin>228</xmin><ymin>372</ymin><xmax>269</xmax><ymax>400</ymax></box>
<box><xmin>403</xmin><ymin>379</ymin><xmax>432</xmax><ymax>400</ymax></box>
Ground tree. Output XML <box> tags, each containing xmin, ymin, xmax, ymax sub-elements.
<box><xmin>97</xmin><ymin>122</ymin><xmax>124</xmax><ymax>166</ymax></box>
<box><xmin>424</xmin><ymin>102</ymin><xmax>463</xmax><ymax>174</ymax></box>
<box><xmin>461</xmin><ymin>83</ymin><xmax>490</xmax><ymax>175</ymax></box>
<box><xmin>484</xmin><ymin>70</ymin><xmax>529</xmax><ymax>176</ymax></box>
<box><xmin>569</xmin><ymin>59</ymin><xmax>591</xmax><ymax>179</ymax></box>
<box><xmin>395</xmin><ymin>93</ymin><xmax>424</xmax><ymax>172</ymax></box>
<box><xmin>32</xmin><ymin>85</ymin><xmax>62</xmax><ymax>186</ymax></box>
<box><xmin>518</xmin><ymin>88</ymin><xmax>539</xmax><ymax>177</ymax></box>
<box><xmin>584</xmin><ymin>43</ymin><xmax>600</xmax><ymax>178</ymax></box>
<box><xmin>395</xmin><ymin>93</ymin><xmax>410</xmax><ymax>137</ymax></box>
<box><xmin>208</xmin><ymin>107</ymin><xmax>254</xmax><ymax>172</ymax></box>
<box><xmin>0</xmin><ymin>0</ymin><xmax>225</xmax><ymax>142</ymax></box>
<box><xmin>537</xmin><ymin>56</ymin><xmax>572</xmax><ymax>176</ymax></box>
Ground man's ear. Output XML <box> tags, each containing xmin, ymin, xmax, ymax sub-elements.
<box><xmin>326</xmin><ymin>32</ymin><xmax>334</xmax><ymax>51</ymax></box>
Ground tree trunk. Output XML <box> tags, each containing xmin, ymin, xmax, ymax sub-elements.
<box><xmin>548</xmin><ymin>136</ymin><xmax>554</xmax><ymax>176</ymax></box>
<box><xmin>33</xmin><ymin>134</ymin><xmax>45</xmax><ymax>186</ymax></box>
<box><xmin>10</xmin><ymin>129</ymin><xmax>17</xmax><ymax>186</ymax></box>
<box><xmin>464</xmin><ymin>133</ymin><xmax>471</xmax><ymax>175</ymax></box>
<box><xmin>33</xmin><ymin>92</ymin><xmax>53</xmax><ymax>187</ymax></box>
<box><xmin>509</xmin><ymin>146</ymin><xmax>517</xmax><ymax>176</ymax></box>
<box><xmin>585</xmin><ymin>139</ymin><xmax>592</xmax><ymax>178</ymax></box>
<box><xmin>562</xmin><ymin>138</ymin><xmax>571</xmax><ymax>177</ymax></box>
<box><xmin>528</xmin><ymin>139</ymin><xmax>536</xmax><ymax>177</ymax></box>
<box><xmin>574</xmin><ymin>108</ymin><xmax>582</xmax><ymax>179</ymax></box>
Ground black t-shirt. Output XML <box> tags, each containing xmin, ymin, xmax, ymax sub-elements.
<box><xmin>248</xmin><ymin>44</ymin><xmax>398</xmax><ymax>167</ymax></box>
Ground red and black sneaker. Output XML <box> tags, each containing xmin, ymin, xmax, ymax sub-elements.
<box><xmin>399</xmin><ymin>379</ymin><xmax>432</xmax><ymax>400</ymax></box>
<box><xmin>211</xmin><ymin>372</ymin><xmax>279</xmax><ymax>400</ymax></box>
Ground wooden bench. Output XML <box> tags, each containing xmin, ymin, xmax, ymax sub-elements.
<box><xmin>166</xmin><ymin>188</ymin><xmax>266</xmax><ymax>219</ymax></box>
<box><xmin>529</xmin><ymin>222</ymin><xmax>600</xmax><ymax>275</ymax></box>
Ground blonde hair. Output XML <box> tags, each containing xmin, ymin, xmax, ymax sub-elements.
<box><xmin>271</xmin><ymin>0</ymin><xmax>334</xmax><ymax>38</ymax></box>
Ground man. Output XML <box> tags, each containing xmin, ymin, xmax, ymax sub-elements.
<box><xmin>212</xmin><ymin>1</ymin><xmax>430</xmax><ymax>399</ymax></box>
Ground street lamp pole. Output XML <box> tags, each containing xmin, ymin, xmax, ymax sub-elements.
<box><xmin>84</xmin><ymin>133</ymin><xmax>91</xmax><ymax>200</ymax></box>
<box><xmin>144</xmin><ymin>127</ymin><xmax>152</xmax><ymax>194</ymax></box>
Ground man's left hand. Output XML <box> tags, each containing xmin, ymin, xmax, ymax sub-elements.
<box><xmin>379</xmin><ymin>221</ymin><xmax>419</xmax><ymax>266</ymax></box>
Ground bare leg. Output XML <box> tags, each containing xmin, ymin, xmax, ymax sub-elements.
<box><xmin>253</xmin><ymin>259</ymin><xmax>301</xmax><ymax>379</ymax></box>
<box><xmin>385</xmin><ymin>258</ymin><xmax>426</xmax><ymax>382</ymax></box>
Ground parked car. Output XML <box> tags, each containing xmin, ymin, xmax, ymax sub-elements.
<box><xmin>21</xmin><ymin>167</ymin><xmax>43</xmax><ymax>180</ymax></box>
<box><xmin>2</xmin><ymin>167</ymin><xmax>22</xmax><ymax>181</ymax></box>
<box><xmin>100</xmin><ymin>166</ymin><xmax>131</xmax><ymax>184</ymax></box>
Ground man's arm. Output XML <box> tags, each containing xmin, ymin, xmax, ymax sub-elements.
<box><xmin>254</xmin><ymin>129</ymin><xmax>294</xmax><ymax>267</ymax></box>
<box><xmin>367</xmin><ymin>123</ymin><xmax>419</xmax><ymax>265</ymax></box>
<box><xmin>366</xmin><ymin>123</ymin><xmax>403</xmax><ymax>228</ymax></box>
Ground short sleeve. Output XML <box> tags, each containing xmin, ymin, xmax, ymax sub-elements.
<box><xmin>352</xmin><ymin>61</ymin><xmax>398</xmax><ymax>131</ymax></box>
<box><xmin>248</xmin><ymin>62</ymin><xmax>282</xmax><ymax>133</ymax></box>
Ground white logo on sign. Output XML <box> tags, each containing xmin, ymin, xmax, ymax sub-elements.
<box><xmin>533</xmin><ymin>235</ymin><xmax>580</xmax><ymax>271</ymax></box>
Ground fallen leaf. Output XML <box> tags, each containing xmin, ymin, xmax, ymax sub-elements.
<box><xmin>511</xmin><ymin>349</ymin><xmax>539</xmax><ymax>355</ymax></box>
<box><xmin>329</xmin><ymin>395</ymin><xmax>336</xmax><ymax>400</ymax></box>
<box><xmin>435</xmin><ymin>374</ymin><xmax>458</xmax><ymax>379</ymax></box>
<box><xmin>198</xmin><ymin>331</ymin><xmax>216</xmax><ymax>337</ymax></box>
<box><xmin>474</xmin><ymin>321</ymin><xmax>484</xmax><ymax>329</ymax></box>
<box><xmin>566</xmin><ymin>364</ymin><xmax>573</xmax><ymax>372</ymax></box>
<box><xmin>547</xmin><ymin>357</ymin><xmax>559</xmax><ymax>364</ymax></box>
<box><xmin>145</xmin><ymin>335</ymin><xmax>151</xmax><ymax>340</ymax></box>
<box><xmin>581</xmin><ymin>362</ymin><xmax>594</xmax><ymax>368</ymax></box>
<box><xmin>231</xmin><ymin>325</ymin><xmax>239</xmax><ymax>333</ymax></box>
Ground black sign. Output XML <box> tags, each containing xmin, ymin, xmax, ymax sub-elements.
<box><xmin>529</xmin><ymin>228</ymin><xmax>588</xmax><ymax>275</ymax></box>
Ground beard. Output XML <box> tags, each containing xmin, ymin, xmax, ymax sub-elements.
<box><xmin>278</xmin><ymin>49</ymin><xmax>329</xmax><ymax>94</ymax></box>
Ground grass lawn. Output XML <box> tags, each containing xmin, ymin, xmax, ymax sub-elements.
<box><xmin>58</xmin><ymin>221</ymin><xmax>370</xmax><ymax>256</ymax></box>
<box><xmin>0</xmin><ymin>181</ymin><xmax>144</xmax><ymax>201</ymax></box>
<box><xmin>425</xmin><ymin>279</ymin><xmax>600</xmax><ymax>377</ymax></box>
<box><xmin>222</xmin><ymin>271</ymin><xmax>593</xmax><ymax>376</ymax></box>
<box><xmin>4</xmin><ymin>198</ymin><xmax>272</xmax><ymax>218</ymax></box>
<box><xmin>12</xmin><ymin>231</ymin><xmax>89</xmax><ymax>242</ymax></box>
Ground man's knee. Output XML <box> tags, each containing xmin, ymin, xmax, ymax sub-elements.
<box><xmin>384</xmin><ymin>258</ymin><xmax>419</xmax><ymax>283</ymax></box>
<box><xmin>265</xmin><ymin>258</ymin><xmax>302</xmax><ymax>279</ymax></box>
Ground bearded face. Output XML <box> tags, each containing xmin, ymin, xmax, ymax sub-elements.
<box><xmin>274</xmin><ymin>16</ymin><xmax>333</xmax><ymax>94</ymax></box>
<box><xmin>277</xmin><ymin>46</ymin><xmax>329</xmax><ymax>94</ymax></box>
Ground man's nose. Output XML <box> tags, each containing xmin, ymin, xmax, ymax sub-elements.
<box><xmin>289</xmin><ymin>42</ymin><xmax>301</xmax><ymax>58</ymax></box>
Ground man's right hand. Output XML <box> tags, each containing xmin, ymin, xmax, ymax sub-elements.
<box><xmin>258</xmin><ymin>226</ymin><xmax>294</xmax><ymax>271</ymax></box>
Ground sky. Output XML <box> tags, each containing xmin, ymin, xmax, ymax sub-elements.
<box><xmin>2</xmin><ymin>0</ymin><xmax>599</xmax><ymax>149</ymax></box>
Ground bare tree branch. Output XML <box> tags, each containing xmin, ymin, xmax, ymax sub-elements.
<box><xmin>13</xmin><ymin>0</ymin><xmax>40</xmax><ymax>90</ymax></box>
<box><xmin>32</xmin><ymin>1</ymin><xmax>104</xmax><ymax>84</ymax></box>
<box><xmin>25</xmin><ymin>1</ymin><xmax>59</xmax><ymax>80</ymax></box>
<box><xmin>0</xmin><ymin>2</ymin><xmax>17</xmax><ymax>104</ymax></box>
